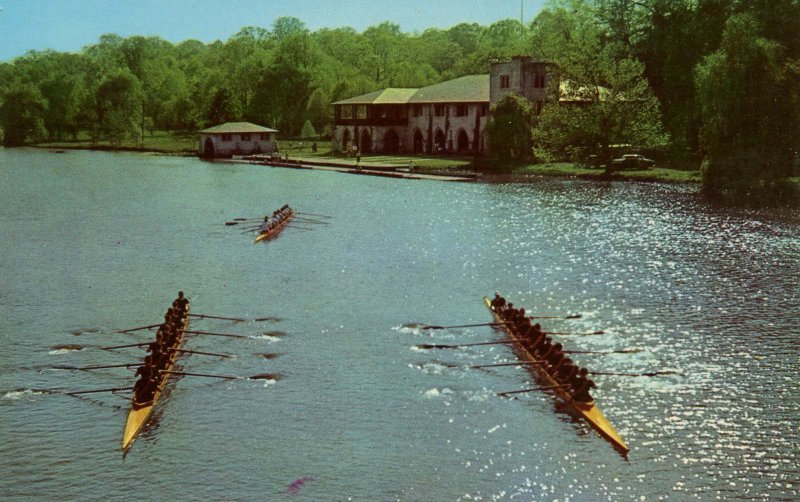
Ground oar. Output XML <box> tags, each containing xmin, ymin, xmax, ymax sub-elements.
<box><xmin>421</xmin><ymin>322</ymin><xmax>508</xmax><ymax>330</ymax></box>
<box><xmin>416</xmin><ymin>339</ymin><xmax>526</xmax><ymax>350</ymax></box>
<box><xmin>184</xmin><ymin>330</ymin><xmax>250</xmax><ymax>339</ymax></box>
<box><xmin>53</xmin><ymin>363</ymin><xmax>139</xmax><ymax>371</ymax></box>
<box><xmin>285</xmin><ymin>224</ymin><xmax>314</xmax><ymax>231</ymax></box>
<box><xmin>114</xmin><ymin>323</ymin><xmax>162</xmax><ymax>333</ymax></box>
<box><xmin>168</xmin><ymin>348</ymin><xmax>233</xmax><ymax>358</ymax></box>
<box><xmin>470</xmin><ymin>360</ymin><xmax>545</xmax><ymax>369</ymax></box>
<box><xmin>565</xmin><ymin>348</ymin><xmax>643</xmax><ymax>354</ymax></box>
<box><xmin>189</xmin><ymin>313</ymin><xmax>249</xmax><ymax>322</ymax></box>
<box><xmin>530</xmin><ymin>314</ymin><xmax>582</xmax><ymax>320</ymax></box>
<box><xmin>497</xmin><ymin>384</ymin><xmax>564</xmax><ymax>396</ymax></box>
<box><xmin>296</xmin><ymin>211</ymin><xmax>332</xmax><ymax>219</ymax></box>
<box><xmin>102</xmin><ymin>342</ymin><xmax>150</xmax><ymax>350</ymax></box>
<box><xmin>161</xmin><ymin>370</ymin><xmax>278</xmax><ymax>380</ymax></box>
<box><xmin>546</xmin><ymin>330</ymin><xmax>606</xmax><ymax>336</ymax></box>
<box><xmin>66</xmin><ymin>386</ymin><xmax>132</xmax><ymax>396</ymax></box>
<box><xmin>292</xmin><ymin>217</ymin><xmax>330</xmax><ymax>225</ymax></box>
<box><xmin>591</xmin><ymin>370</ymin><xmax>680</xmax><ymax>377</ymax></box>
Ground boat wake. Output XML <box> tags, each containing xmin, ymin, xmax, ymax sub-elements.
<box><xmin>424</xmin><ymin>387</ymin><xmax>454</xmax><ymax>398</ymax></box>
<box><xmin>3</xmin><ymin>389</ymin><xmax>49</xmax><ymax>401</ymax></box>
<box><xmin>68</xmin><ymin>327</ymin><xmax>101</xmax><ymax>336</ymax></box>
<box><xmin>48</xmin><ymin>344</ymin><xmax>85</xmax><ymax>355</ymax></box>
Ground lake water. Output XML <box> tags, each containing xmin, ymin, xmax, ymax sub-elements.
<box><xmin>1</xmin><ymin>149</ymin><xmax>798</xmax><ymax>501</ymax></box>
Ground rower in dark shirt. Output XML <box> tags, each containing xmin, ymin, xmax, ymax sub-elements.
<box><xmin>571</xmin><ymin>368</ymin><xmax>597</xmax><ymax>402</ymax></box>
<box><xmin>530</xmin><ymin>323</ymin><xmax>546</xmax><ymax>350</ymax></box>
<box><xmin>554</xmin><ymin>357</ymin><xmax>577</xmax><ymax>383</ymax></box>
<box><xmin>172</xmin><ymin>291</ymin><xmax>189</xmax><ymax>314</ymax></box>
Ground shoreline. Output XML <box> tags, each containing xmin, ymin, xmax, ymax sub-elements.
<box><xmin>31</xmin><ymin>143</ymin><xmax>702</xmax><ymax>184</ymax></box>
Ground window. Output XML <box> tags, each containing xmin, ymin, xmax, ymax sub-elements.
<box><xmin>500</xmin><ymin>75</ymin><xmax>510</xmax><ymax>88</ymax></box>
<box><xmin>240</xmin><ymin>133</ymin><xmax>251</xmax><ymax>141</ymax></box>
<box><xmin>356</xmin><ymin>105</ymin><xmax>367</xmax><ymax>119</ymax></box>
<box><xmin>411</xmin><ymin>104</ymin><xmax>422</xmax><ymax>117</ymax></box>
<box><xmin>340</xmin><ymin>105</ymin><xmax>353</xmax><ymax>119</ymax></box>
<box><xmin>221</xmin><ymin>134</ymin><xmax>232</xmax><ymax>142</ymax></box>
<box><xmin>479</xmin><ymin>104</ymin><xmax>488</xmax><ymax>117</ymax></box>
<box><xmin>260</xmin><ymin>133</ymin><xmax>269</xmax><ymax>141</ymax></box>
<box><xmin>434</xmin><ymin>104</ymin><xmax>445</xmax><ymax>117</ymax></box>
<box><xmin>534</xmin><ymin>74</ymin><xmax>546</xmax><ymax>88</ymax></box>
<box><xmin>454</xmin><ymin>104</ymin><xmax>468</xmax><ymax>117</ymax></box>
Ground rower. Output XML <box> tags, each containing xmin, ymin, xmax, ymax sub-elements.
<box><xmin>554</xmin><ymin>358</ymin><xmax>577</xmax><ymax>384</ymax></box>
<box><xmin>530</xmin><ymin>323</ymin><xmax>546</xmax><ymax>350</ymax></box>
<box><xmin>490</xmin><ymin>293</ymin><xmax>506</xmax><ymax>312</ymax></box>
<box><xmin>547</xmin><ymin>343</ymin><xmax>565</xmax><ymax>372</ymax></box>
<box><xmin>571</xmin><ymin>368</ymin><xmax>597</xmax><ymax>402</ymax></box>
<box><xmin>259</xmin><ymin>217</ymin><xmax>271</xmax><ymax>233</ymax></box>
<box><xmin>172</xmin><ymin>291</ymin><xmax>189</xmax><ymax>314</ymax></box>
<box><xmin>502</xmin><ymin>303</ymin><xmax>517</xmax><ymax>321</ymax></box>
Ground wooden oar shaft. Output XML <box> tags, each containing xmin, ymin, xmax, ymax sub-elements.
<box><xmin>498</xmin><ymin>384</ymin><xmax>563</xmax><ymax>396</ymax></box>
<box><xmin>422</xmin><ymin>322</ymin><xmax>506</xmax><ymax>330</ymax></box>
<box><xmin>296</xmin><ymin>211</ymin><xmax>332</xmax><ymax>218</ymax></box>
<box><xmin>169</xmin><ymin>348</ymin><xmax>232</xmax><ymax>358</ymax></box>
<box><xmin>189</xmin><ymin>313</ymin><xmax>247</xmax><ymax>322</ymax></box>
<box><xmin>102</xmin><ymin>342</ymin><xmax>150</xmax><ymax>350</ymax></box>
<box><xmin>591</xmin><ymin>370</ymin><xmax>678</xmax><ymax>377</ymax></box>
<box><xmin>417</xmin><ymin>339</ymin><xmax>525</xmax><ymax>349</ymax></box>
<box><xmin>67</xmin><ymin>386</ymin><xmax>133</xmax><ymax>395</ymax></box>
<box><xmin>471</xmin><ymin>360</ymin><xmax>545</xmax><ymax>369</ymax></box>
<box><xmin>565</xmin><ymin>349</ymin><xmax>641</xmax><ymax>354</ymax></box>
<box><xmin>184</xmin><ymin>330</ymin><xmax>248</xmax><ymax>339</ymax></box>
<box><xmin>161</xmin><ymin>370</ymin><xmax>237</xmax><ymax>380</ymax></box>
<box><xmin>114</xmin><ymin>323</ymin><xmax>161</xmax><ymax>333</ymax></box>
<box><xmin>546</xmin><ymin>331</ymin><xmax>605</xmax><ymax>336</ymax></box>
<box><xmin>56</xmin><ymin>363</ymin><xmax>138</xmax><ymax>370</ymax></box>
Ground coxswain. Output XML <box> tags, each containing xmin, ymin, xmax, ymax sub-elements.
<box><xmin>571</xmin><ymin>368</ymin><xmax>596</xmax><ymax>402</ymax></box>
<box><xmin>490</xmin><ymin>293</ymin><xmax>506</xmax><ymax>312</ymax></box>
<box><xmin>259</xmin><ymin>216</ymin><xmax>271</xmax><ymax>233</ymax></box>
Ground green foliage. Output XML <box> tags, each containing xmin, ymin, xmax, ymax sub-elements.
<box><xmin>300</xmin><ymin>120</ymin><xmax>317</xmax><ymax>139</ymax></box>
<box><xmin>487</xmin><ymin>95</ymin><xmax>535</xmax><ymax>164</ymax></box>
<box><xmin>695</xmin><ymin>12</ymin><xmax>800</xmax><ymax>201</ymax></box>
<box><xmin>0</xmin><ymin>83</ymin><xmax>48</xmax><ymax>146</ymax></box>
<box><xmin>94</xmin><ymin>68</ymin><xmax>143</xmax><ymax>145</ymax></box>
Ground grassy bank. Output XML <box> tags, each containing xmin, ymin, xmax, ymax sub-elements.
<box><xmin>507</xmin><ymin>162</ymin><xmax>702</xmax><ymax>183</ymax></box>
<box><xmin>37</xmin><ymin>131</ymin><xmax>197</xmax><ymax>154</ymax></box>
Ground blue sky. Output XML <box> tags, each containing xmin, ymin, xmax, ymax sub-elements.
<box><xmin>0</xmin><ymin>0</ymin><xmax>546</xmax><ymax>62</ymax></box>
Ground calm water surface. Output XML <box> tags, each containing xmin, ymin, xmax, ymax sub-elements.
<box><xmin>1</xmin><ymin>149</ymin><xmax>798</xmax><ymax>500</ymax></box>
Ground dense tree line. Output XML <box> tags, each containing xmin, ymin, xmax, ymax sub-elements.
<box><xmin>1</xmin><ymin>2</ymin><xmax>798</xmax><ymax>202</ymax></box>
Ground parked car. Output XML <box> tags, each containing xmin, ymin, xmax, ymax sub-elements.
<box><xmin>610</xmin><ymin>154</ymin><xmax>655</xmax><ymax>170</ymax></box>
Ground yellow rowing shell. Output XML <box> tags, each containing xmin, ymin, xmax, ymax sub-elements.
<box><xmin>121</xmin><ymin>305</ymin><xmax>190</xmax><ymax>452</ymax></box>
<box><xmin>254</xmin><ymin>210</ymin><xmax>294</xmax><ymax>243</ymax></box>
<box><xmin>483</xmin><ymin>297</ymin><xmax>629</xmax><ymax>454</ymax></box>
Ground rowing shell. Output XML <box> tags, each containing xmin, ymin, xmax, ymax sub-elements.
<box><xmin>121</xmin><ymin>305</ymin><xmax>190</xmax><ymax>452</ymax></box>
<box><xmin>483</xmin><ymin>297</ymin><xmax>629</xmax><ymax>454</ymax></box>
<box><xmin>254</xmin><ymin>210</ymin><xmax>294</xmax><ymax>243</ymax></box>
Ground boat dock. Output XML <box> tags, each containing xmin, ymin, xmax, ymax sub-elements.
<box><xmin>224</xmin><ymin>155</ymin><xmax>478</xmax><ymax>183</ymax></box>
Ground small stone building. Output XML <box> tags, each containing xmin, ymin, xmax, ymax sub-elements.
<box><xmin>199</xmin><ymin>122</ymin><xmax>278</xmax><ymax>158</ymax></box>
<box><xmin>331</xmin><ymin>57</ymin><xmax>554</xmax><ymax>155</ymax></box>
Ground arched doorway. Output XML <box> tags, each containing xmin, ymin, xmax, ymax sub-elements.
<box><xmin>341</xmin><ymin>129</ymin><xmax>351</xmax><ymax>152</ymax></box>
<box><xmin>360</xmin><ymin>129</ymin><xmax>372</xmax><ymax>154</ymax></box>
<box><xmin>383</xmin><ymin>129</ymin><xmax>400</xmax><ymax>154</ymax></box>
<box><xmin>413</xmin><ymin>129</ymin><xmax>424</xmax><ymax>154</ymax></box>
<box><xmin>434</xmin><ymin>129</ymin><xmax>446</xmax><ymax>153</ymax></box>
<box><xmin>456</xmin><ymin>129</ymin><xmax>470</xmax><ymax>153</ymax></box>
<box><xmin>203</xmin><ymin>138</ymin><xmax>215</xmax><ymax>158</ymax></box>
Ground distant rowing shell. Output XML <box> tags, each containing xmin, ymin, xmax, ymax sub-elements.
<box><xmin>254</xmin><ymin>210</ymin><xmax>294</xmax><ymax>243</ymax></box>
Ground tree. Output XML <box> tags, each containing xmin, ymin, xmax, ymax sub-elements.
<box><xmin>94</xmin><ymin>69</ymin><xmax>143</xmax><ymax>144</ymax></box>
<box><xmin>694</xmin><ymin>12</ymin><xmax>800</xmax><ymax>201</ymax></box>
<box><xmin>0</xmin><ymin>84</ymin><xmax>48</xmax><ymax>146</ymax></box>
<box><xmin>487</xmin><ymin>95</ymin><xmax>535</xmax><ymax>163</ymax></box>
<box><xmin>531</xmin><ymin>3</ymin><xmax>664</xmax><ymax>169</ymax></box>
<box><xmin>206</xmin><ymin>87</ymin><xmax>240</xmax><ymax>125</ymax></box>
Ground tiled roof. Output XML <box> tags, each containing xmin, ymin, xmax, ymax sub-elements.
<box><xmin>199</xmin><ymin>122</ymin><xmax>278</xmax><ymax>134</ymax></box>
<box><xmin>409</xmin><ymin>75</ymin><xmax>489</xmax><ymax>103</ymax></box>
<box><xmin>333</xmin><ymin>88</ymin><xmax>419</xmax><ymax>105</ymax></box>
